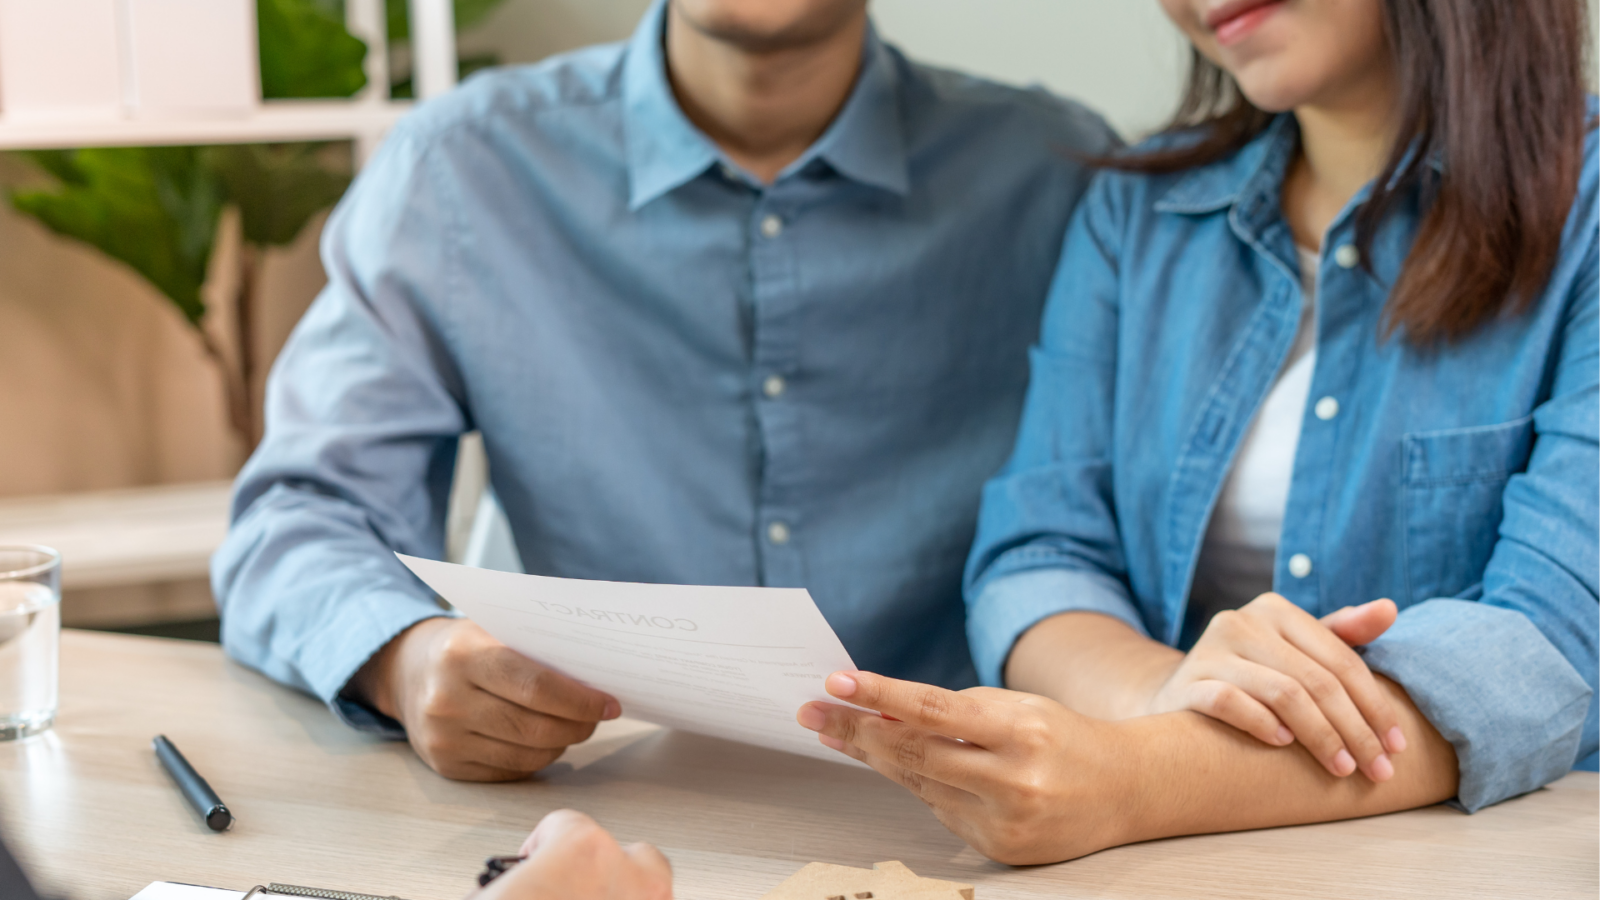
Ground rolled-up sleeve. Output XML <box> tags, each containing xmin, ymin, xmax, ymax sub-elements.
<box><xmin>211</xmin><ymin>125</ymin><xmax>465</xmax><ymax>734</ymax></box>
<box><xmin>968</xmin><ymin>566</ymin><xmax>1147</xmax><ymax>687</ymax></box>
<box><xmin>964</xmin><ymin>175</ymin><xmax>1137</xmax><ymax>686</ymax></box>
<box><xmin>1363</xmin><ymin>600</ymin><xmax>1591</xmax><ymax>811</ymax></box>
<box><xmin>1366</xmin><ymin>239</ymin><xmax>1598</xmax><ymax>811</ymax></box>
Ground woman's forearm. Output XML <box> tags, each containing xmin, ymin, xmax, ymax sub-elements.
<box><xmin>799</xmin><ymin>669</ymin><xmax>1464</xmax><ymax>864</ymax></box>
<box><xmin>1005</xmin><ymin>611</ymin><xmax>1183</xmax><ymax>719</ymax></box>
<box><xmin>1117</xmin><ymin>674</ymin><xmax>1460</xmax><ymax>846</ymax></box>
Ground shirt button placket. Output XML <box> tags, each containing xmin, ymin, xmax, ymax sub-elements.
<box><xmin>749</xmin><ymin>196</ymin><xmax>802</xmax><ymax>586</ymax></box>
<box><xmin>1281</xmin><ymin>233</ymin><xmax>1358</xmax><ymax>613</ymax></box>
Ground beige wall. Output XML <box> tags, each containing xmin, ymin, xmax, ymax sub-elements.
<box><xmin>0</xmin><ymin>157</ymin><xmax>330</xmax><ymax>625</ymax></box>
<box><xmin>0</xmin><ymin>157</ymin><xmax>327</xmax><ymax>500</ymax></box>
<box><xmin>0</xmin><ymin>154</ymin><xmax>224</xmax><ymax>497</ymax></box>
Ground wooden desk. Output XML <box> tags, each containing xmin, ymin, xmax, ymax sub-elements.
<box><xmin>3</xmin><ymin>632</ymin><xmax>1595</xmax><ymax>900</ymax></box>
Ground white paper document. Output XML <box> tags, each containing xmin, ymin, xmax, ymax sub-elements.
<box><xmin>129</xmin><ymin>884</ymin><xmax>244</xmax><ymax>900</ymax></box>
<box><xmin>397</xmin><ymin>554</ymin><xmax>863</xmax><ymax>765</ymax></box>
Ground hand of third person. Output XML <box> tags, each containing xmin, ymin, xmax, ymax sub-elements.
<box><xmin>473</xmin><ymin>809</ymin><xmax>672</xmax><ymax>900</ymax></box>
<box><xmin>1145</xmin><ymin>594</ymin><xmax>1405</xmax><ymax>781</ymax></box>
<box><xmin>350</xmin><ymin>618</ymin><xmax>620</xmax><ymax>781</ymax></box>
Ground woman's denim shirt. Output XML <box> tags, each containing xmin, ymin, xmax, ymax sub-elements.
<box><xmin>965</xmin><ymin>114</ymin><xmax>1598</xmax><ymax>813</ymax></box>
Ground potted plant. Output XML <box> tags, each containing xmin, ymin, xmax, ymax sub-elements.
<box><xmin>7</xmin><ymin>0</ymin><xmax>505</xmax><ymax>454</ymax></box>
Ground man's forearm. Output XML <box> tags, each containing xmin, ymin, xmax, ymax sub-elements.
<box><xmin>1006</xmin><ymin>611</ymin><xmax>1183</xmax><ymax>719</ymax></box>
<box><xmin>1113</xmin><ymin>674</ymin><xmax>1460</xmax><ymax>846</ymax></box>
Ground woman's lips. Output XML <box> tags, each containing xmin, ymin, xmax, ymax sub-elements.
<box><xmin>1206</xmin><ymin>0</ymin><xmax>1287</xmax><ymax>46</ymax></box>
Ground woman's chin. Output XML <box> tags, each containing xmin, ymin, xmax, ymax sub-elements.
<box><xmin>1225</xmin><ymin>53</ymin><xmax>1374</xmax><ymax>115</ymax></box>
<box><xmin>1231</xmin><ymin>72</ymin><xmax>1317</xmax><ymax>115</ymax></box>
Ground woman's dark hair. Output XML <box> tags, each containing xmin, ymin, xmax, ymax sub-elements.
<box><xmin>1112</xmin><ymin>0</ymin><xmax>1592</xmax><ymax>344</ymax></box>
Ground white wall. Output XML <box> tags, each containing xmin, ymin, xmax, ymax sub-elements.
<box><xmin>460</xmin><ymin>0</ymin><xmax>1189</xmax><ymax>139</ymax></box>
<box><xmin>871</xmin><ymin>1</ymin><xmax>1187</xmax><ymax>138</ymax></box>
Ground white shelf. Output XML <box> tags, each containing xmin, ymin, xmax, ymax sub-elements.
<box><xmin>0</xmin><ymin>481</ymin><xmax>233</xmax><ymax>590</ymax></box>
<box><xmin>0</xmin><ymin>99</ymin><xmax>412</xmax><ymax>150</ymax></box>
<box><xmin>0</xmin><ymin>0</ymin><xmax>453</xmax><ymax>159</ymax></box>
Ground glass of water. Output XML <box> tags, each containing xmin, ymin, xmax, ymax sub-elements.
<box><xmin>0</xmin><ymin>546</ymin><xmax>60</xmax><ymax>740</ymax></box>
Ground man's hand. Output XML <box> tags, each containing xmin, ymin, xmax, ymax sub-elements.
<box><xmin>350</xmin><ymin>618</ymin><xmax>620</xmax><ymax>781</ymax></box>
<box><xmin>474</xmin><ymin>810</ymin><xmax>672</xmax><ymax>900</ymax></box>
<box><xmin>1146</xmin><ymin>595</ymin><xmax>1405</xmax><ymax>781</ymax></box>
<box><xmin>797</xmin><ymin>671</ymin><xmax>1133</xmax><ymax>865</ymax></box>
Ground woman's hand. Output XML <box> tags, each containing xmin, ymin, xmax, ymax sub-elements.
<box><xmin>797</xmin><ymin>672</ymin><xmax>1136</xmax><ymax>865</ymax></box>
<box><xmin>1146</xmin><ymin>594</ymin><xmax>1405</xmax><ymax>781</ymax></box>
<box><xmin>474</xmin><ymin>809</ymin><xmax>672</xmax><ymax>900</ymax></box>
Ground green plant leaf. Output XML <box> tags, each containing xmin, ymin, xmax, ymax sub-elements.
<box><xmin>9</xmin><ymin>148</ymin><xmax>223</xmax><ymax>326</ymax></box>
<box><xmin>2</xmin><ymin>0</ymin><xmax>367</xmax><ymax>343</ymax></box>
<box><xmin>205</xmin><ymin>144</ymin><xmax>352</xmax><ymax>246</ymax></box>
<box><xmin>19</xmin><ymin>150</ymin><xmax>86</xmax><ymax>187</ymax></box>
<box><xmin>388</xmin><ymin>0</ymin><xmax>508</xmax><ymax>43</ymax></box>
<box><xmin>259</xmin><ymin>0</ymin><xmax>369</xmax><ymax>99</ymax></box>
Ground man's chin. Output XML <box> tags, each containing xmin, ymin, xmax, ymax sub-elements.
<box><xmin>672</xmin><ymin>3</ymin><xmax>865</xmax><ymax>54</ymax></box>
<box><xmin>678</xmin><ymin>20</ymin><xmax>829</xmax><ymax>53</ymax></box>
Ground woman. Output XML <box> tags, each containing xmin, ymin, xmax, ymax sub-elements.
<box><xmin>796</xmin><ymin>0</ymin><xmax>1596</xmax><ymax>865</ymax></box>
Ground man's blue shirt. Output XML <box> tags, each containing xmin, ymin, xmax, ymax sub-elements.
<box><xmin>211</xmin><ymin>0</ymin><xmax>1116</xmax><ymax>730</ymax></box>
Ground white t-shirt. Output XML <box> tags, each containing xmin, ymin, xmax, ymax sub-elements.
<box><xmin>1183</xmin><ymin>247</ymin><xmax>1320</xmax><ymax>646</ymax></box>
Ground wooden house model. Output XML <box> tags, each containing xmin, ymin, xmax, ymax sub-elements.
<box><xmin>759</xmin><ymin>860</ymin><xmax>974</xmax><ymax>900</ymax></box>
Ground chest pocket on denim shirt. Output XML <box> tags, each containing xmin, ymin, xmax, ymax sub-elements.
<box><xmin>1401</xmin><ymin>415</ymin><xmax>1536</xmax><ymax>603</ymax></box>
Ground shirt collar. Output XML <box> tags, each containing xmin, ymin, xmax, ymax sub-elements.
<box><xmin>622</xmin><ymin>1</ymin><xmax>720</xmax><ymax>211</ymax></box>
<box><xmin>622</xmin><ymin>0</ymin><xmax>910</xmax><ymax>211</ymax></box>
<box><xmin>1152</xmin><ymin>115</ymin><xmax>1299</xmax><ymax>216</ymax></box>
<box><xmin>1153</xmin><ymin>113</ymin><xmax>1448</xmax><ymax>217</ymax></box>
<box><xmin>795</xmin><ymin>29</ymin><xmax>909</xmax><ymax>196</ymax></box>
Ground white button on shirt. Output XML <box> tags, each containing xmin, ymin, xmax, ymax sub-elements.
<box><xmin>1334</xmin><ymin>244</ymin><xmax>1361</xmax><ymax>269</ymax></box>
<box><xmin>767</xmin><ymin>521</ymin><xmax>791</xmax><ymax>545</ymax></box>
<box><xmin>760</xmin><ymin>214</ymin><xmax>784</xmax><ymax>239</ymax></box>
<box><xmin>762</xmin><ymin>374</ymin><xmax>787</xmax><ymax>399</ymax></box>
<box><xmin>1289</xmin><ymin>553</ymin><xmax>1314</xmax><ymax>578</ymax></box>
<box><xmin>1314</xmin><ymin>396</ymin><xmax>1340</xmax><ymax>420</ymax></box>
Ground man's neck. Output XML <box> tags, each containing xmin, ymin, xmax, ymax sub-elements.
<box><xmin>664</xmin><ymin>5</ymin><xmax>868</xmax><ymax>184</ymax></box>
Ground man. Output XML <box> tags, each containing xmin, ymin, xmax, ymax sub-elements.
<box><xmin>213</xmin><ymin>0</ymin><xmax>1115</xmax><ymax>781</ymax></box>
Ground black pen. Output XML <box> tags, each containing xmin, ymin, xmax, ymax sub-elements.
<box><xmin>153</xmin><ymin>735</ymin><xmax>233</xmax><ymax>832</ymax></box>
<box><xmin>477</xmin><ymin>856</ymin><xmax>526</xmax><ymax>887</ymax></box>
